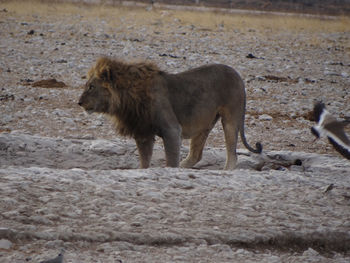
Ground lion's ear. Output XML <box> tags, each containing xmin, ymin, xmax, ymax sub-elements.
<box><xmin>99</xmin><ymin>65</ymin><xmax>113</xmax><ymax>82</ymax></box>
<box><xmin>94</xmin><ymin>57</ymin><xmax>112</xmax><ymax>82</ymax></box>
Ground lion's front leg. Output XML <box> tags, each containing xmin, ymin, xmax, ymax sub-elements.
<box><xmin>135</xmin><ymin>136</ymin><xmax>155</xmax><ymax>168</ymax></box>
<box><xmin>153</xmin><ymin>98</ymin><xmax>182</xmax><ymax>167</ymax></box>
<box><xmin>161</xmin><ymin>127</ymin><xmax>182</xmax><ymax>167</ymax></box>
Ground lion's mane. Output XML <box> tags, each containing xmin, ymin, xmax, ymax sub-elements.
<box><xmin>90</xmin><ymin>57</ymin><xmax>162</xmax><ymax>138</ymax></box>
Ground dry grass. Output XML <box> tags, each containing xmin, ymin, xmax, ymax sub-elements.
<box><xmin>1</xmin><ymin>0</ymin><xmax>349</xmax><ymax>34</ymax></box>
<box><xmin>171</xmin><ymin>9</ymin><xmax>350</xmax><ymax>33</ymax></box>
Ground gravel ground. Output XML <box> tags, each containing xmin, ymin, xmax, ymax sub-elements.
<box><xmin>1</xmin><ymin>133</ymin><xmax>350</xmax><ymax>262</ymax></box>
<box><xmin>0</xmin><ymin>1</ymin><xmax>349</xmax><ymax>154</ymax></box>
<box><xmin>0</xmin><ymin>1</ymin><xmax>350</xmax><ymax>262</ymax></box>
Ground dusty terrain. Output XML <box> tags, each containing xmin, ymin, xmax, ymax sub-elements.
<box><xmin>128</xmin><ymin>0</ymin><xmax>350</xmax><ymax>15</ymax></box>
<box><xmin>0</xmin><ymin>1</ymin><xmax>350</xmax><ymax>262</ymax></box>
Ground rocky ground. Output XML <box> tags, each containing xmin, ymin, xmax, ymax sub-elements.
<box><xmin>1</xmin><ymin>133</ymin><xmax>350</xmax><ymax>262</ymax></box>
<box><xmin>0</xmin><ymin>1</ymin><xmax>350</xmax><ymax>262</ymax></box>
<box><xmin>129</xmin><ymin>0</ymin><xmax>350</xmax><ymax>16</ymax></box>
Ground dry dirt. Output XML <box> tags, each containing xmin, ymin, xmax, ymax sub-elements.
<box><xmin>0</xmin><ymin>1</ymin><xmax>350</xmax><ymax>262</ymax></box>
<box><xmin>0</xmin><ymin>1</ymin><xmax>349</xmax><ymax>155</ymax></box>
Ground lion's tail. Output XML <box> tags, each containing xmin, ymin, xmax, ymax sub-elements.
<box><xmin>240</xmin><ymin>115</ymin><xmax>263</xmax><ymax>154</ymax></box>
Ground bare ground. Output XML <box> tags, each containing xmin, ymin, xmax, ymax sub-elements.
<box><xmin>0</xmin><ymin>1</ymin><xmax>350</xmax><ymax>262</ymax></box>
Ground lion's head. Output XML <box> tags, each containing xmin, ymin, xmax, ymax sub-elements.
<box><xmin>78</xmin><ymin>57</ymin><xmax>161</xmax><ymax>138</ymax></box>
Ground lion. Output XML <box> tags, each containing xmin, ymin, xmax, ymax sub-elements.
<box><xmin>78</xmin><ymin>57</ymin><xmax>262</xmax><ymax>170</ymax></box>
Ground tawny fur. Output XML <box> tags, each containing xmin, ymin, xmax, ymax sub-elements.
<box><xmin>79</xmin><ymin>57</ymin><xmax>262</xmax><ymax>170</ymax></box>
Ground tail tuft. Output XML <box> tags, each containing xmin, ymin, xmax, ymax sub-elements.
<box><xmin>255</xmin><ymin>142</ymin><xmax>263</xmax><ymax>154</ymax></box>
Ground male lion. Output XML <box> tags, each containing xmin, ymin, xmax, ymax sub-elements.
<box><xmin>78</xmin><ymin>57</ymin><xmax>262</xmax><ymax>170</ymax></box>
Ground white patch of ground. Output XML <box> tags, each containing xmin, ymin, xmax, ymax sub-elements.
<box><xmin>0</xmin><ymin>2</ymin><xmax>349</xmax><ymax>262</ymax></box>
<box><xmin>1</xmin><ymin>132</ymin><xmax>350</xmax><ymax>262</ymax></box>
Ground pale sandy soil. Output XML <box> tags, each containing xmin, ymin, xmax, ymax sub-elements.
<box><xmin>0</xmin><ymin>1</ymin><xmax>349</xmax><ymax>155</ymax></box>
<box><xmin>0</xmin><ymin>1</ymin><xmax>350</xmax><ymax>262</ymax></box>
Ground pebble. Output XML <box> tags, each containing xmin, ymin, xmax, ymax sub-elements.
<box><xmin>0</xmin><ymin>239</ymin><xmax>12</xmax><ymax>250</ymax></box>
<box><xmin>302</xmin><ymin>248</ymin><xmax>320</xmax><ymax>257</ymax></box>
<box><xmin>341</xmin><ymin>72</ymin><xmax>349</xmax><ymax>78</ymax></box>
<box><xmin>259</xmin><ymin>114</ymin><xmax>273</xmax><ymax>121</ymax></box>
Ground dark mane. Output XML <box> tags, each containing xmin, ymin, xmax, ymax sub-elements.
<box><xmin>92</xmin><ymin>57</ymin><xmax>162</xmax><ymax>138</ymax></box>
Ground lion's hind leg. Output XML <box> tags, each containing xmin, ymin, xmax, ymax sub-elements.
<box><xmin>180</xmin><ymin>131</ymin><xmax>210</xmax><ymax>168</ymax></box>
<box><xmin>180</xmin><ymin>116</ymin><xmax>219</xmax><ymax>169</ymax></box>
<box><xmin>221</xmin><ymin>114</ymin><xmax>240</xmax><ymax>170</ymax></box>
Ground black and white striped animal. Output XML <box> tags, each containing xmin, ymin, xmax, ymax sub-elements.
<box><xmin>311</xmin><ymin>102</ymin><xmax>350</xmax><ymax>160</ymax></box>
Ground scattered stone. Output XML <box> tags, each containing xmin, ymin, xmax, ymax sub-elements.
<box><xmin>39</xmin><ymin>249</ymin><xmax>64</xmax><ymax>263</ymax></box>
<box><xmin>341</xmin><ymin>72</ymin><xmax>349</xmax><ymax>78</ymax></box>
<box><xmin>259</xmin><ymin>114</ymin><xmax>273</xmax><ymax>121</ymax></box>
<box><xmin>246</xmin><ymin>53</ymin><xmax>264</xmax><ymax>59</ymax></box>
<box><xmin>264</xmin><ymin>75</ymin><xmax>298</xmax><ymax>83</ymax></box>
<box><xmin>0</xmin><ymin>239</ymin><xmax>12</xmax><ymax>249</ymax></box>
<box><xmin>55</xmin><ymin>59</ymin><xmax>68</xmax><ymax>63</ymax></box>
<box><xmin>246</xmin><ymin>53</ymin><xmax>256</xmax><ymax>58</ymax></box>
<box><xmin>159</xmin><ymin>53</ymin><xmax>185</xmax><ymax>59</ymax></box>
<box><xmin>324</xmin><ymin>71</ymin><xmax>341</xmax><ymax>76</ymax></box>
<box><xmin>302</xmin><ymin>248</ymin><xmax>320</xmax><ymax>257</ymax></box>
<box><xmin>0</xmin><ymin>94</ymin><xmax>14</xmax><ymax>101</ymax></box>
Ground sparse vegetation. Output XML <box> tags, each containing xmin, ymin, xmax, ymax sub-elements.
<box><xmin>1</xmin><ymin>0</ymin><xmax>349</xmax><ymax>34</ymax></box>
<box><xmin>128</xmin><ymin>0</ymin><xmax>350</xmax><ymax>15</ymax></box>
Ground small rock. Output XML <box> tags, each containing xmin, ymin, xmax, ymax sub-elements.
<box><xmin>259</xmin><ymin>114</ymin><xmax>273</xmax><ymax>121</ymax></box>
<box><xmin>302</xmin><ymin>247</ymin><xmax>319</xmax><ymax>257</ymax></box>
<box><xmin>56</xmin><ymin>59</ymin><xmax>67</xmax><ymax>63</ymax></box>
<box><xmin>52</xmin><ymin>109</ymin><xmax>69</xmax><ymax>117</ymax></box>
<box><xmin>39</xmin><ymin>249</ymin><xmax>65</xmax><ymax>263</ymax></box>
<box><xmin>324</xmin><ymin>71</ymin><xmax>340</xmax><ymax>76</ymax></box>
<box><xmin>341</xmin><ymin>72</ymin><xmax>349</xmax><ymax>78</ymax></box>
<box><xmin>246</xmin><ymin>53</ymin><xmax>257</xmax><ymax>59</ymax></box>
<box><xmin>0</xmin><ymin>239</ymin><xmax>12</xmax><ymax>249</ymax></box>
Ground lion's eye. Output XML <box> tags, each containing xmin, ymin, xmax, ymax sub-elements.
<box><xmin>88</xmin><ymin>85</ymin><xmax>94</xmax><ymax>91</ymax></box>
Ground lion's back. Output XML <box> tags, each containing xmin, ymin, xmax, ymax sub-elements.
<box><xmin>163</xmin><ymin>64</ymin><xmax>244</xmax><ymax>106</ymax></box>
<box><xmin>158</xmin><ymin>64</ymin><xmax>246</xmax><ymax>136</ymax></box>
